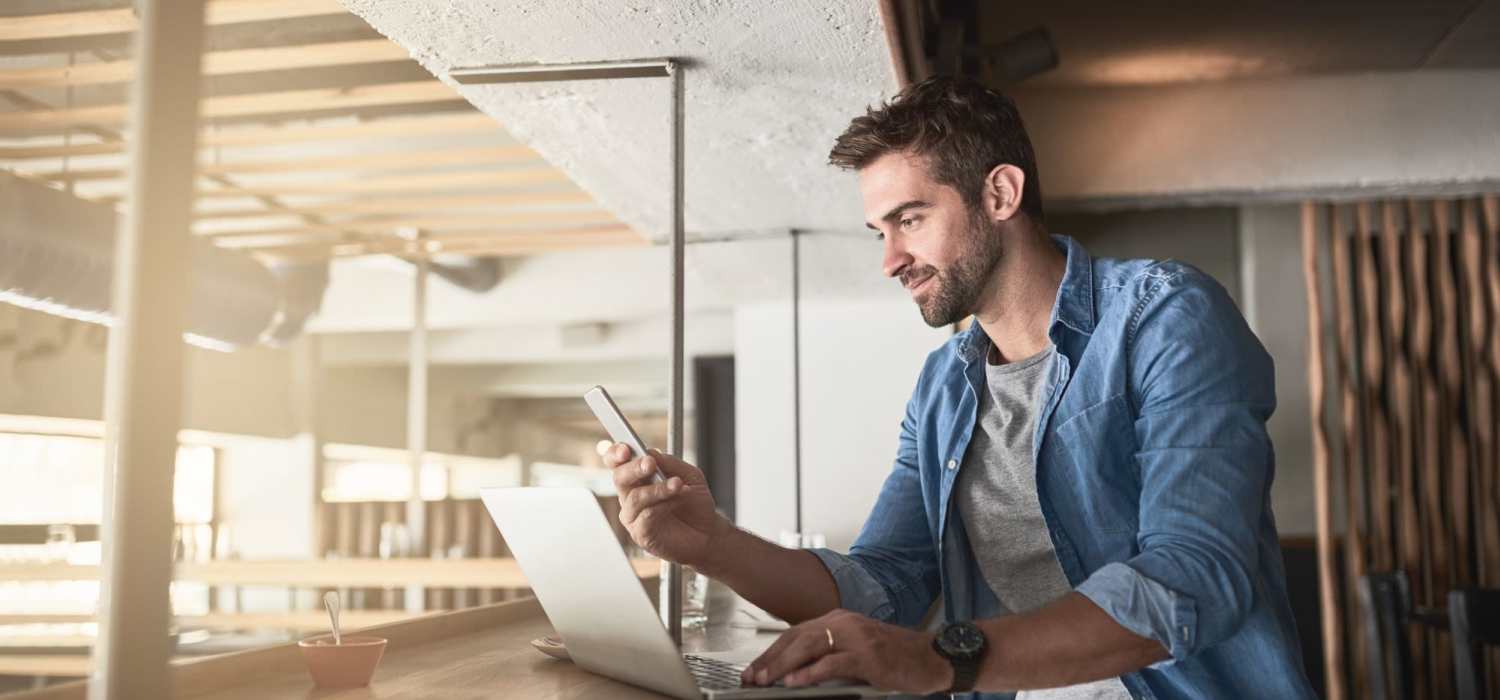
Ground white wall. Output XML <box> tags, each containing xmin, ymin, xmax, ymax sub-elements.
<box><xmin>729</xmin><ymin>235</ymin><xmax>942</xmax><ymax>554</ymax></box>
<box><xmin>798</xmin><ymin>302</ymin><xmax>949</xmax><ymax>550</ymax></box>
<box><xmin>1239</xmin><ymin>205</ymin><xmax>1317</xmax><ymax>535</ymax></box>
<box><xmin>733</xmin><ymin>302</ymin><xmax>797</xmax><ymax>542</ymax></box>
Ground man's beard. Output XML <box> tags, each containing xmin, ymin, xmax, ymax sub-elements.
<box><xmin>907</xmin><ymin>212</ymin><xmax>1004</xmax><ymax>328</ymax></box>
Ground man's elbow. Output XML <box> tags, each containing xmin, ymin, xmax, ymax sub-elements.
<box><xmin>1142</xmin><ymin>538</ymin><xmax>1258</xmax><ymax>655</ymax></box>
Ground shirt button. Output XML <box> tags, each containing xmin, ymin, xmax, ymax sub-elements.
<box><xmin>946</xmin><ymin>459</ymin><xmax>958</xmax><ymax>470</ymax></box>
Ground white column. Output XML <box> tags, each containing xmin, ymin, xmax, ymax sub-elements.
<box><xmin>406</xmin><ymin>249</ymin><xmax>429</xmax><ymax>611</ymax></box>
<box><xmin>92</xmin><ymin>1</ymin><xmax>206</xmax><ymax>698</ymax></box>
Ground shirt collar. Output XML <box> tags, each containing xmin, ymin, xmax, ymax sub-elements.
<box><xmin>954</xmin><ymin>234</ymin><xmax>1095</xmax><ymax>365</ymax></box>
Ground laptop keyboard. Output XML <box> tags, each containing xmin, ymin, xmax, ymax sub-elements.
<box><xmin>683</xmin><ymin>654</ymin><xmax>752</xmax><ymax>691</ymax></box>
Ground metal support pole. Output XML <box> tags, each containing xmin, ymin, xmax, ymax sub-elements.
<box><xmin>792</xmin><ymin>232</ymin><xmax>803</xmax><ymax>536</ymax></box>
<box><xmin>446</xmin><ymin>55</ymin><xmax>686</xmax><ymax>646</ymax></box>
<box><xmin>93</xmin><ymin>1</ymin><xmax>207</xmax><ymax>698</ymax></box>
<box><xmin>664</xmin><ymin>60</ymin><xmax>686</xmax><ymax>647</ymax></box>
<box><xmin>406</xmin><ymin>240</ymin><xmax>429</xmax><ymax>611</ymax></box>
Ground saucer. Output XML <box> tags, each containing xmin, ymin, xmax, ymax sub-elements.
<box><xmin>530</xmin><ymin>635</ymin><xmax>571</xmax><ymax>661</ymax></box>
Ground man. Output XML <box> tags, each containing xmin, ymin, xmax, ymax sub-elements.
<box><xmin>607</xmin><ymin>76</ymin><xmax>1315</xmax><ymax>698</ymax></box>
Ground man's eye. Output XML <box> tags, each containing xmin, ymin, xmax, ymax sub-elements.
<box><xmin>874</xmin><ymin>231</ymin><xmax>886</xmax><ymax>242</ymax></box>
<box><xmin>900</xmin><ymin>218</ymin><xmax>917</xmax><ymax>229</ymax></box>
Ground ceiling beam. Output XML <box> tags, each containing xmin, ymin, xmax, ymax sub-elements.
<box><xmin>0</xmin><ymin>39</ymin><xmax>411</xmax><ymax>89</ymax></box>
<box><xmin>0</xmin><ymin>112</ymin><xmax>498</xmax><ymax>160</ymax></box>
<box><xmin>0</xmin><ymin>0</ymin><xmax>349</xmax><ymax>42</ymax></box>
<box><xmin>26</xmin><ymin>145</ymin><xmax>541</xmax><ymax>181</ymax></box>
<box><xmin>200</xmin><ymin>210</ymin><xmax>622</xmax><ymax>238</ymax></box>
<box><xmin>247</xmin><ymin>225</ymin><xmax>646</xmax><ymax>260</ymax></box>
<box><xmin>0</xmin><ymin>80</ymin><xmax>458</xmax><ymax>131</ymax></box>
<box><xmin>190</xmin><ymin>168</ymin><xmax>570</xmax><ymax>199</ymax></box>
<box><xmin>194</xmin><ymin>191</ymin><xmax>595</xmax><ymax>220</ymax></box>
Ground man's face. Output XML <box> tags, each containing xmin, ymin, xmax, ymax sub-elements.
<box><xmin>859</xmin><ymin>152</ymin><xmax>1003</xmax><ymax>327</ymax></box>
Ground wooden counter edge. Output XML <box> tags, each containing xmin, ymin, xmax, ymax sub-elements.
<box><xmin>10</xmin><ymin>596</ymin><xmax>547</xmax><ymax>700</ymax></box>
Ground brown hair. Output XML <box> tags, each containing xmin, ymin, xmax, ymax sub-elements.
<box><xmin>829</xmin><ymin>76</ymin><xmax>1043</xmax><ymax>221</ymax></box>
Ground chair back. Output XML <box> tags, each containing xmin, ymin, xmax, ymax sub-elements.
<box><xmin>1359</xmin><ymin>571</ymin><xmax>1416</xmax><ymax>700</ymax></box>
<box><xmin>1448</xmin><ymin>588</ymin><xmax>1500</xmax><ymax>700</ymax></box>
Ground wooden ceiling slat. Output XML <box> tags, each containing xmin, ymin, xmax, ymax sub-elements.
<box><xmin>202</xmin><ymin>210</ymin><xmax>622</xmax><ymax>238</ymax></box>
<box><xmin>0</xmin><ymin>39</ymin><xmax>411</xmax><ymax>89</ymax></box>
<box><xmin>0</xmin><ymin>0</ymin><xmax>348</xmax><ymax>42</ymax></box>
<box><xmin>0</xmin><ymin>113</ymin><xmax>498</xmax><ymax>160</ymax></box>
<box><xmin>192</xmin><ymin>169</ymin><xmax>570</xmax><ymax>198</ymax></box>
<box><xmin>27</xmin><ymin>145</ymin><xmax>540</xmax><ymax>181</ymax></box>
<box><xmin>195</xmin><ymin>191</ymin><xmax>595</xmax><ymax>220</ymax></box>
<box><xmin>246</xmin><ymin>225</ymin><xmax>646</xmax><ymax>260</ymax></box>
<box><xmin>0</xmin><ymin>80</ymin><xmax>457</xmax><ymax>131</ymax></box>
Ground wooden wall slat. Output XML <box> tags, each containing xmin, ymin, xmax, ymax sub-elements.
<box><xmin>1482</xmin><ymin>195</ymin><xmax>1500</xmax><ymax>589</ymax></box>
<box><xmin>1302</xmin><ymin>196</ymin><xmax>1500</xmax><ymax>696</ymax></box>
<box><xmin>1376</xmin><ymin>201</ymin><xmax>1433</xmax><ymax>700</ymax></box>
<box><xmin>1480</xmin><ymin>195</ymin><xmax>1500</xmax><ymax>699</ymax></box>
<box><xmin>1328</xmin><ymin>204</ymin><xmax>1370</xmax><ymax>699</ymax></box>
<box><xmin>1356</xmin><ymin>203</ymin><xmax>1396</xmax><ymax>577</ymax></box>
<box><xmin>1432</xmin><ymin>202</ymin><xmax>1475</xmax><ymax>588</ymax></box>
<box><xmin>1406</xmin><ymin>199</ymin><xmax>1458</xmax><ymax>700</ymax></box>
<box><xmin>1460</xmin><ymin>200</ymin><xmax>1500</xmax><ymax>588</ymax></box>
<box><xmin>1303</xmin><ymin>202</ymin><xmax>1346</xmax><ymax>700</ymax></box>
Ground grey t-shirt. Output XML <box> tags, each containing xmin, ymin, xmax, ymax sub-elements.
<box><xmin>955</xmin><ymin>346</ymin><xmax>1131</xmax><ymax>699</ymax></box>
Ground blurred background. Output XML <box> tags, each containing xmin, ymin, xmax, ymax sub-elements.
<box><xmin>1</xmin><ymin>1</ymin><xmax>1498</xmax><ymax>698</ymax></box>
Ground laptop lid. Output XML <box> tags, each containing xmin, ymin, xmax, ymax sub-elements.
<box><xmin>480</xmin><ymin>486</ymin><xmax>702</xmax><ymax>700</ymax></box>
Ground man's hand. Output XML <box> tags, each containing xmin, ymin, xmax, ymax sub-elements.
<box><xmin>740</xmin><ymin>609</ymin><xmax>952</xmax><ymax>693</ymax></box>
<box><xmin>605</xmin><ymin>444</ymin><xmax>730</xmax><ymax>569</ymax></box>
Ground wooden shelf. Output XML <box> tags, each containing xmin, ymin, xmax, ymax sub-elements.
<box><xmin>0</xmin><ymin>557</ymin><xmax>660</xmax><ymax>589</ymax></box>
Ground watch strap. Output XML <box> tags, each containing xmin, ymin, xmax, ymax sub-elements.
<box><xmin>931</xmin><ymin>625</ymin><xmax>983</xmax><ymax>693</ymax></box>
<box><xmin>946</xmin><ymin>658</ymin><xmax>980</xmax><ymax>693</ymax></box>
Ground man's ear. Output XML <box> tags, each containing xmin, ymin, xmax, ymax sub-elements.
<box><xmin>981</xmin><ymin>164</ymin><xmax>1026</xmax><ymax>222</ymax></box>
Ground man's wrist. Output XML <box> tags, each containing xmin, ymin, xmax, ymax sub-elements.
<box><xmin>692</xmin><ymin>515</ymin><xmax>740</xmax><ymax>577</ymax></box>
<box><xmin>924</xmin><ymin>632</ymin><xmax>956</xmax><ymax>694</ymax></box>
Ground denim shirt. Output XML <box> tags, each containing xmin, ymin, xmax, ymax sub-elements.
<box><xmin>809</xmin><ymin>236</ymin><xmax>1315</xmax><ymax>699</ymax></box>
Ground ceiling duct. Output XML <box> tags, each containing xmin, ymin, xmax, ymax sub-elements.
<box><xmin>0</xmin><ymin>171</ymin><xmax>326</xmax><ymax>351</ymax></box>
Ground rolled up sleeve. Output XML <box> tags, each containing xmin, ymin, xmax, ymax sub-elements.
<box><xmin>1077</xmin><ymin>561</ymin><xmax>1198</xmax><ymax>663</ymax></box>
<box><xmin>807</xmin><ymin>548</ymin><xmax>899</xmax><ymax>621</ymax></box>
<box><xmin>1087</xmin><ymin>267</ymin><xmax>1274</xmax><ymax>661</ymax></box>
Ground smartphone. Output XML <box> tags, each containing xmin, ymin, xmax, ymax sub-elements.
<box><xmin>584</xmin><ymin>385</ymin><xmax>663</xmax><ymax>483</ymax></box>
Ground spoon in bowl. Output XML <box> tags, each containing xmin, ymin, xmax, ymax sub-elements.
<box><xmin>323</xmin><ymin>591</ymin><xmax>342</xmax><ymax>645</ymax></box>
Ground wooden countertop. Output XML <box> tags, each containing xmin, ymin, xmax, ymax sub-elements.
<box><xmin>0</xmin><ymin>610</ymin><xmax>418</xmax><ymax>632</ymax></box>
<box><xmin>12</xmin><ymin>582</ymin><xmax>778</xmax><ymax>700</ymax></box>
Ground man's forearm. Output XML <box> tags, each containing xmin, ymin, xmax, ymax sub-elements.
<box><xmin>971</xmin><ymin>592</ymin><xmax>1168</xmax><ymax>692</ymax></box>
<box><xmin>697</xmin><ymin>525</ymin><xmax>840</xmax><ymax>624</ymax></box>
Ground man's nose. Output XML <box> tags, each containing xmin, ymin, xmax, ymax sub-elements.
<box><xmin>881</xmin><ymin>236</ymin><xmax>912</xmax><ymax>280</ymax></box>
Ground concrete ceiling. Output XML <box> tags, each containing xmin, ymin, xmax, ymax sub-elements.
<box><xmin>981</xmin><ymin>0</ymin><xmax>1500</xmax><ymax>87</ymax></box>
<box><xmin>339</xmin><ymin>1</ymin><xmax>899</xmax><ymax>243</ymax></box>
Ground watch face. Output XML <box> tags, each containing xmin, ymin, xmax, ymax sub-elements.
<box><xmin>940</xmin><ymin>622</ymin><xmax>986</xmax><ymax>657</ymax></box>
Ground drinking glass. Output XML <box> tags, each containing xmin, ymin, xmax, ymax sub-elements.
<box><xmin>659</xmin><ymin>561</ymin><xmax>709</xmax><ymax>629</ymax></box>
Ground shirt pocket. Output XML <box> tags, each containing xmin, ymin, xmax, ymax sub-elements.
<box><xmin>1048</xmin><ymin>393</ymin><xmax>1141</xmax><ymax>538</ymax></box>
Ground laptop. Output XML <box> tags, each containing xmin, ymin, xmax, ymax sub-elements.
<box><xmin>479</xmin><ymin>486</ymin><xmax>889</xmax><ymax>699</ymax></box>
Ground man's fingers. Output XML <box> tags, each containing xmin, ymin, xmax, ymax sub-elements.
<box><xmin>644</xmin><ymin>449</ymin><xmax>705</xmax><ymax>485</ymax></box>
<box><xmin>746</xmin><ymin>623</ymin><xmax>833</xmax><ymax>686</ymax></box>
<box><xmin>784</xmin><ymin>652</ymin><xmax>860</xmax><ymax>688</ymax></box>
<box><xmin>618</xmin><ymin>476</ymin><xmax>684</xmax><ymax>524</ymax></box>
<box><xmin>743</xmin><ymin>626</ymin><xmax>801</xmax><ymax>684</ymax></box>
<box><xmin>602</xmin><ymin>442</ymin><xmax>635</xmax><ymax>468</ymax></box>
<box><xmin>609</xmin><ymin>445</ymin><xmax>663</xmax><ymax>494</ymax></box>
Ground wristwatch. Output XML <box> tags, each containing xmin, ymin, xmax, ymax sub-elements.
<box><xmin>932</xmin><ymin>621</ymin><xmax>987</xmax><ymax>693</ymax></box>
